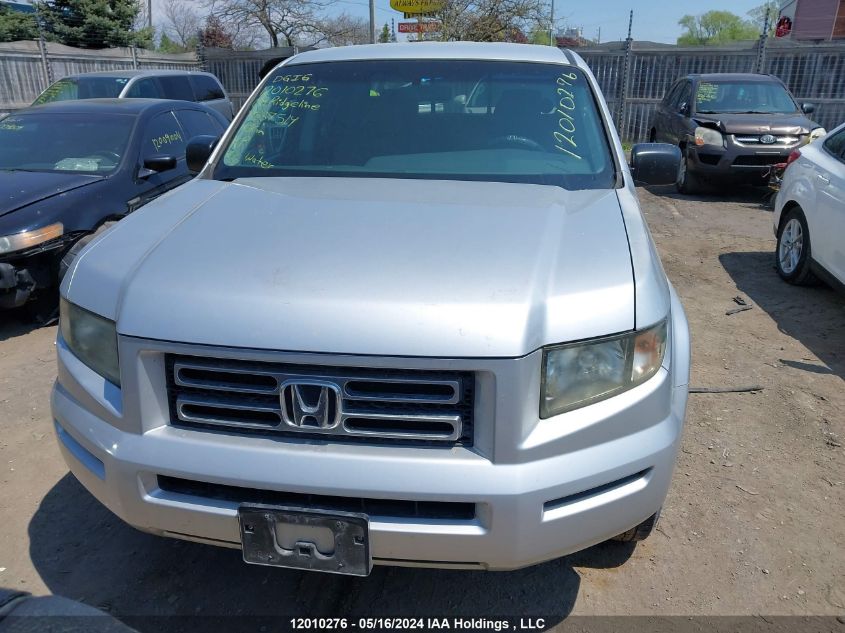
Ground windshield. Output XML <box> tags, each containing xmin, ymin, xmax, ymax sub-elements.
<box><xmin>33</xmin><ymin>77</ymin><xmax>130</xmax><ymax>104</ymax></box>
<box><xmin>695</xmin><ymin>80</ymin><xmax>798</xmax><ymax>114</ymax></box>
<box><xmin>0</xmin><ymin>113</ymin><xmax>134</xmax><ymax>174</ymax></box>
<box><xmin>216</xmin><ymin>60</ymin><xmax>615</xmax><ymax>190</ymax></box>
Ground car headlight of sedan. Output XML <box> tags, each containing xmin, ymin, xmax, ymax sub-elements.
<box><xmin>808</xmin><ymin>128</ymin><xmax>827</xmax><ymax>143</ymax></box>
<box><xmin>541</xmin><ymin>320</ymin><xmax>667</xmax><ymax>418</ymax></box>
<box><xmin>59</xmin><ymin>298</ymin><xmax>120</xmax><ymax>386</ymax></box>
<box><xmin>694</xmin><ymin>126</ymin><xmax>724</xmax><ymax>147</ymax></box>
<box><xmin>0</xmin><ymin>222</ymin><xmax>63</xmax><ymax>255</ymax></box>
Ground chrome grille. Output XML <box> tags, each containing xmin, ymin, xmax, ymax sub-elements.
<box><xmin>165</xmin><ymin>355</ymin><xmax>475</xmax><ymax>445</ymax></box>
<box><xmin>733</xmin><ymin>134</ymin><xmax>800</xmax><ymax>146</ymax></box>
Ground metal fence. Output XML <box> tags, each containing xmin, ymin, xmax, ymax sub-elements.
<box><xmin>578</xmin><ymin>39</ymin><xmax>845</xmax><ymax>142</ymax></box>
<box><xmin>200</xmin><ymin>46</ymin><xmax>301</xmax><ymax>111</ymax></box>
<box><xmin>3</xmin><ymin>38</ymin><xmax>845</xmax><ymax>140</ymax></box>
<box><xmin>0</xmin><ymin>40</ymin><xmax>199</xmax><ymax>114</ymax></box>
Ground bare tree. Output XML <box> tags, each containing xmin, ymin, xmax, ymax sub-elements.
<box><xmin>205</xmin><ymin>0</ymin><xmax>330</xmax><ymax>47</ymax></box>
<box><xmin>315</xmin><ymin>13</ymin><xmax>369</xmax><ymax>46</ymax></box>
<box><xmin>436</xmin><ymin>0</ymin><xmax>545</xmax><ymax>42</ymax></box>
<box><xmin>162</xmin><ymin>0</ymin><xmax>201</xmax><ymax>47</ymax></box>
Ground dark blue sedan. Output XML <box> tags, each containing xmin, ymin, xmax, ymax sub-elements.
<box><xmin>0</xmin><ymin>98</ymin><xmax>228</xmax><ymax>317</ymax></box>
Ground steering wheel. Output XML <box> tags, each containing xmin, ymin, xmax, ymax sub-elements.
<box><xmin>487</xmin><ymin>135</ymin><xmax>544</xmax><ymax>151</ymax></box>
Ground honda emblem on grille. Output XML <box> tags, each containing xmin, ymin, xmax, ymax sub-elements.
<box><xmin>280</xmin><ymin>380</ymin><xmax>342</xmax><ymax>430</ymax></box>
<box><xmin>760</xmin><ymin>134</ymin><xmax>776</xmax><ymax>144</ymax></box>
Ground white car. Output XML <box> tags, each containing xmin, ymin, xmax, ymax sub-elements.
<box><xmin>775</xmin><ymin>122</ymin><xmax>845</xmax><ymax>290</ymax></box>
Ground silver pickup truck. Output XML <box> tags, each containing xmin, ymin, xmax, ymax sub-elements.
<box><xmin>52</xmin><ymin>42</ymin><xmax>690</xmax><ymax>575</ymax></box>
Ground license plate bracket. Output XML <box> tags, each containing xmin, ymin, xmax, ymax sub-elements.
<box><xmin>238</xmin><ymin>505</ymin><xmax>371</xmax><ymax>576</ymax></box>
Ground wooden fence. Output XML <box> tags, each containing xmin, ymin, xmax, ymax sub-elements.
<box><xmin>0</xmin><ymin>40</ymin><xmax>198</xmax><ymax>114</ymax></box>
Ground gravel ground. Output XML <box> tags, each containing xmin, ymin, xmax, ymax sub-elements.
<box><xmin>0</xmin><ymin>185</ymin><xmax>843</xmax><ymax>626</ymax></box>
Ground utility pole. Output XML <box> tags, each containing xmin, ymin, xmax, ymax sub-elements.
<box><xmin>369</xmin><ymin>0</ymin><xmax>376</xmax><ymax>43</ymax></box>
<box><xmin>147</xmin><ymin>0</ymin><xmax>152</xmax><ymax>30</ymax></box>
<box><xmin>549</xmin><ymin>0</ymin><xmax>554</xmax><ymax>46</ymax></box>
<box><xmin>597</xmin><ymin>26</ymin><xmax>601</xmax><ymax>44</ymax></box>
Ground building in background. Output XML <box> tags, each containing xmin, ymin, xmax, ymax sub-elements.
<box><xmin>778</xmin><ymin>0</ymin><xmax>845</xmax><ymax>40</ymax></box>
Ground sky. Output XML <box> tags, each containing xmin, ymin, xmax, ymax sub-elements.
<box><xmin>150</xmin><ymin>0</ymin><xmax>773</xmax><ymax>46</ymax></box>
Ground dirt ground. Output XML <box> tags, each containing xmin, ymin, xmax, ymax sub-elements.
<box><xmin>0</xmin><ymin>185</ymin><xmax>843</xmax><ymax>625</ymax></box>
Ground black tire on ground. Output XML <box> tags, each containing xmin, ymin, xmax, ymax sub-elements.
<box><xmin>613</xmin><ymin>511</ymin><xmax>660</xmax><ymax>542</ymax></box>
<box><xmin>775</xmin><ymin>206</ymin><xmax>818</xmax><ymax>286</ymax></box>
<box><xmin>675</xmin><ymin>150</ymin><xmax>702</xmax><ymax>194</ymax></box>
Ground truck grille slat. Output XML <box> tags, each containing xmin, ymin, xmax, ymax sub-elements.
<box><xmin>166</xmin><ymin>355</ymin><xmax>475</xmax><ymax>446</ymax></box>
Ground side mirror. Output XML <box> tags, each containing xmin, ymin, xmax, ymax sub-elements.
<box><xmin>138</xmin><ymin>154</ymin><xmax>177</xmax><ymax>178</ymax></box>
<box><xmin>630</xmin><ymin>143</ymin><xmax>681</xmax><ymax>186</ymax></box>
<box><xmin>801</xmin><ymin>102</ymin><xmax>815</xmax><ymax>114</ymax></box>
<box><xmin>186</xmin><ymin>135</ymin><xmax>220</xmax><ymax>174</ymax></box>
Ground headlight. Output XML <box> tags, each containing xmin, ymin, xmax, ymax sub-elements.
<box><xmin>541</xmin><ymin>320</ymin><xmax>667</xmax><ymax>418</ymax></box>
<box><xmin>59</xmin><ymin>298</ymin><xmax>120</xmax><ymax>386</ymax></box>
<box><xmin>0</xmin><ymin>222</ymin><xmax>63</xmax><ymax>255</ymax></box>
<box><xmin>694</xmin><ymin>126</ymin><xmax>723</xmax><ymax>147</ymax></box>
<box><xmin>808</xmin><ymin>128</ymin><xmax>827</xmax><ymax>143</ymax></box>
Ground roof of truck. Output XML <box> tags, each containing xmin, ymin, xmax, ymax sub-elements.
<box><xmin>286</xmin><ymin>42</ymin><xmax>581</xmax><ymax>67</ymax></box>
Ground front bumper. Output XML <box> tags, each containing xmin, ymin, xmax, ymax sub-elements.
<box><xmin>51</xmin><ymin>305</ymin><xmax>690</xmax><ymax>571</ymax></box>
<box><xmin>687</xmin><ymin>135</ymin><xmax>802</xmax><ymax>181</ymax></box>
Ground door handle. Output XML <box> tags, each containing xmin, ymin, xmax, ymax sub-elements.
<box><xmin>817</xmin><ymin>174</ymin><xmax>831</xmax><ymax>185</ymax></box>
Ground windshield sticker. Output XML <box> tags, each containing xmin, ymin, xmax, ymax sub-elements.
<box><xmin>151</xmin><ymin>130</ymin><xmax>183</xmax><ymax>152</ymax></box>
<box><xmin>553</xmin><ymin>72</ymin><xmax>582</xmax><ymax>160</ymax></box>
<box><xmin>696</xmin><ymin>82</ymin><xmax>718</xmax><ymax>104</ymax></box>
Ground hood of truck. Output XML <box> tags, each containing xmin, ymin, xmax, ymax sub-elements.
<box><xmin>693</xmin><ymin>112</ymin><xmax>816</xmax><ymax>136</ymax></box>
<box><xmin>68</xmin><ymin>177</ymin><xmax>636</xmax><ymax>357</ymax></box>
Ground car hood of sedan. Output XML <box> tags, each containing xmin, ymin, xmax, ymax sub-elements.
<box><xmin>67</xmin><ymin>177</ymin><xmax>636</xmax><ymax>358</ymax></box>
<box><xmin>694</xmin><ymin>112</ymin><xmax>816</xmax><ymax>136</ymax></box>
<box><xmin>0</xmin><ymin>170</ymin><xmax>103</xmax><ymax>219</ymax></box>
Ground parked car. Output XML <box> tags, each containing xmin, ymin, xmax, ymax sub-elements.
<box><xmin>53</xmin><ymin>42</ymin><xmax>690</xmax><ymax>575</ymax></box>
<box><xmin>33</xmin><ymin>70</ymin><xmax>234</xmax><ymax>121</ymax></box>
<box><xmin>650</xmin><ymin>73</ymin><xmax>826</xmax><ymax>193</ymax></box>
<box><xmin>774</xmin><ymin>121</ymin><xmax>845</xmax><ymax>290</ymax></box>
<box><xmin>0</xmin><ymin>99</ymin><xmax>228</xmax><ymax>314</ymax></box>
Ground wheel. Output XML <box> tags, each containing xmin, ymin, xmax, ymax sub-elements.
<box><xmin>776</xmin><ymin>207</ymin><xmax>818</xmax><ymax>285</ymax></box>
<box><xmin>613</xmin><ymin>511</ymin><xmax>660</xmax><ymax>542</ymax></box>
<box><xmin>675</xmin><ymin>149</ymin><xmax>702</xmax><ymax>194</ymax></box>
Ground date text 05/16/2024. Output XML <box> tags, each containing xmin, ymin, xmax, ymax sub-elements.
<box><xmin>289</xmin><ymin>619</ymin><xmax>548</xmax><ymax>631</ymax></box>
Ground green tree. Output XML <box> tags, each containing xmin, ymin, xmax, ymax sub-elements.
<box><xmin>677</xmin><ymin>10</ymin><xmax>760</xmax><ymax>46</ymax></box>
<box><xmin>0</xmin><ymin>5</ymin><xmax>39</xmax><ymax>42</ymax></box>
<box><xmin>158</xmin><ymin>30</ymin><xmax>184</xmax><ymax>52</ymax></box>
<box><xmin>38</xmin><ymin>0</ymin><xmax>152</xmax><ymax>48</ymax></box>
<box><xmin>747</xmin><ymin>1</ymin><xmax>780</xmax><ymax>36</ymax></box>
<box><xmin>378</xmin><ymin>22</ymin><xmax>389</xmax><ymax>43</ymax></box>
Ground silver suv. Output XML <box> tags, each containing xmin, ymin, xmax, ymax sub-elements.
<box><xmin>52</xmin><ymin>42</ymin><xmax>690</xmax><ymax>575</ymax></box>
<box><xmin>33</xmin><ymin>70</ymin><xmax>234</xmax><ymax>120</ymax></box>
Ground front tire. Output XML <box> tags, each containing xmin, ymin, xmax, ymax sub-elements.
<box><xmin>776</xmin><ymin>207</ymin><xmax>817</xmax><ymax>285</ymax></box>
<box><xmin>613</xmin><ymin>511</ymin><xmax>660</xmax><ymax>542</ymax></box>
<box><xmin>675</xmin><ymin>150</ymin><xmax>702</xmax><ymax>194</ymax></box>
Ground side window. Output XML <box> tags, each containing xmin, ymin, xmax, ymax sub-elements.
<box><xmin>125</xmin><ymin>78</ymin><xmax>161</xmax><ymax>99</ymax></box>
<box><xmin>157</xmin><ymin>76</ymin><xmax>195</xmax><ymax>101</ymax></box>
<box><xmin>823</xmin><ymin>129</ymin><xmax>845</xmax><ymax>161</ymax></box>
<box><xmin>189</xmin><ymin>75</ymin><xmax>225</xmax><ymax>102</ymax></box>
<box><xmin>141</xmin><ymin>111</ymin><xmax>187</xmax><ymax>160</ymax></box>
<box><xmin>676</xmin><ymin>82</ymin><xmax>692</xmax><ymax>111</ymax></box>
<box><xmin>663</xmin><ymin>82</ymin><xmax>682</xmax><ymax>107</ymax></box>
<box><xmin>176</xmin><ymin>109</ymin><xmax>225</xmax><ymax>139</ymax></box>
